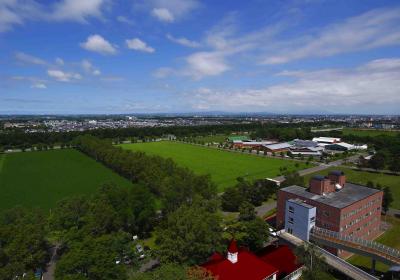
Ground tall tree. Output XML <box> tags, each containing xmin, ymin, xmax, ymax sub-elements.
<box><xmin>156</xmin><ymin>199</ymin><xmax>222</xmax><ymax>264</ymax></box>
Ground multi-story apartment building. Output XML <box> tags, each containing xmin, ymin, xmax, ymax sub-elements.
<box><xmin>277</xmin><ymin>171</ymin><xmax>383</xmax><ymax>257</ymax></box>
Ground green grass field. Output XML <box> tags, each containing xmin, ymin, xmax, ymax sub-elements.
<box><xmin>0</xmin><ymin>149</ymin><xmax>135</xmax><ymax>211</ymax></box>
<box><xmin>348</xmin><ymin>216</ymin><xmax>400</xmax><ymax>273</ymax></box>
<box><xmin>304</xmin><ymin>167</ymin><xmax>400</xmax><ymax>209</ymax></box>
<box><xmin>343</xmin><ymin>128</ymin><xmax>400</xmax><ymax>137</ymax></box>
<box><xmin>120</xmin><ymin>141</ymin><xmax>308</xmax><ymax>191</ymax></box>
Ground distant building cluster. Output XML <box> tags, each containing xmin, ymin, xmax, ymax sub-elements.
<box><xmin>230</xmin><ymin>136</ymin><xmax>367</xmax><ymax>157</ymax></box>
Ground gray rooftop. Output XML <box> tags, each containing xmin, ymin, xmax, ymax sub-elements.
<box><xmin>288</xmin><ymin>198</ymin><xmax>315</xmax><ymax>209</ymax></box>
<box><xmin>281</xmin><ymin>183</ymin><xmax>381</xmax><ymax>209</ymax></box>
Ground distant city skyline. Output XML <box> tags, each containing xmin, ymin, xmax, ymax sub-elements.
<box><xmin>1</xmin><ymin>0</ymin><xmax>400</xmax><ymax>114</ymax></box>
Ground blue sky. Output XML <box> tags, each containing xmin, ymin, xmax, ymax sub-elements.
<box><xmin>1</xmin><ymin>0</ymin><xmax>400</xmax><ymax>114</ymax></box>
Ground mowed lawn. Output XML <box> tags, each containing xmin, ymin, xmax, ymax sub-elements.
<box><xmin>120</xmin><ymin>141</ymin><xmax>308</xmax><ymax>191</ymax></box>
<box><xmin>0</xmin><ymin>149</ymin><xmax>134</xmax><ymax>211</ymax></box>
<box><xmin>304</xmin><ymin>167</ymin><xmax>400</xmax><ymax>209</ymax></box>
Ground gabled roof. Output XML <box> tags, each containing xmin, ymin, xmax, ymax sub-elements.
<box><xmin>258</xmin><ymin>245</ymin><xmax>302</xmax><ymax>278</ymax></box>
<box><xmin>202</xmin><ymin>249</ymin><xmax>278</xmax><ymax>280</ymax></box>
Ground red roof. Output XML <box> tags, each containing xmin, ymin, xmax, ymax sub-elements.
<box><xmin>257</xmin><ymin>245</ymin><xmax>302</xmax><ymax>278</ymax></box>
<box><xmin>202</xmin><ymin>248</ymin><xmax>278</xmax><ymax>280</ymax></box>
<box><xmin>227</xmin><ymin>239</ymin><xmax>238</xmax><ymax>253</ymax></box>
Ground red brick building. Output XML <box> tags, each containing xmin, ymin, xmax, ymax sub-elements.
<box><xmin>277</xmin><ymin>171</ymin><xmax>383</xmax><ymax>257</ymax></box>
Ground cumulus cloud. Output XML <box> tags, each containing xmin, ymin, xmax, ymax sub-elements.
<box><xmin>81</xmin><ymin>59</ymin><xmax>101</xmax><ymax>75</ymax></box>
<box><xmin>15</xmin><ymin>52</ymin><xmax>47</xmax><ymax>65</ymax></box>
<box><xmin>116</xmin><ymin>15</ymin><xmax>134</xmax><ymax>25</ymax></box>
<box><xmin>166</xmin><ymin>34</ymin><xmax>200</xmax><ymax>48</ymax></box>
<box><xmin>151</xmin><ymin>8</ymin><xmax>174</xmax><ymax>22</ymax></box>
<box><xmin>185</xmin><ymin>52</ymin><xmax>229</xmax><ymax>79</ymax></box>
<box><xmin>51</xmin><ymin>0</ymin><xmax>107</xmax><ymax>22</ymax></box>
<box><xmin>80</xmin><ymin>34</ymin><xmax>117</xmax><ymax>55</ymax></box>
<box><xmin>126</xmin><ymin>38</ymin><xmax>154</xmax><ymax>53</ymax></box>
<box><xmin>47</xmin><ymin>69</ymin><xmax>82</xmax><ymax>82</ymax></box>
<box><xmin>136</xmin><ymin>0</ymin><xmax>199</xmax><ymax>22</ymax></box>
<box><xmin>262</xmin><ymin>7</ymin><xmax>400</xmax><ymax>64</ymax></box>
<box><xmin>186</xmin><ymin>58</ymin><xmax>400</xmax><ymax>113</ymax></box>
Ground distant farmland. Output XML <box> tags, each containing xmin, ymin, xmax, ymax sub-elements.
<box><xmin>120</xmin><ymin>141</ymin><xmax>308</xmax><ymax>191</ymax></box>
<box><xmin>0</xmin><ymin>149</ymin><xmax>135</xmax><ymax>210</ymax></box>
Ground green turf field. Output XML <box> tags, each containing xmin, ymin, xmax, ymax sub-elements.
<box><xmin>304</xmin><ymin>167</ymin><xmax>400</xmax><ymax>209</ymax></box>
<box><xmin>120</xmin><ymin>141</ymin><xmax>308</xmax><ymax>191</ymax></box>
<box><xmin>0</xmin><ymin>149</ymin><xmax>135</xmax><ymax>211</ymax></box>
<box><xmin>343</xmin><ymin>128</ymin><xmax>399</xmax><ymax>137</ymax></box>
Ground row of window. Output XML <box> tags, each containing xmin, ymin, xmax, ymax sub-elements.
<box><xmin>341</xmin><ymin>216</ymin><xmax>379</xmax><ymax>232</ymax></box>
<box><xmin>341</xmin><ymin>197</ymin><xmax>381</xmax><ymax>220</ymax></box>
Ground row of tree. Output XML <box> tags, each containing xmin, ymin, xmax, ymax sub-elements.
<box><xmin>73</xmin><ymin>135</ymin><xmax>217</xmax><ymax>214</ymax></box>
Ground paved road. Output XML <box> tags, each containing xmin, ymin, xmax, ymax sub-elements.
<box><xmin>43</xmin><ymin>245</ymin><xmax>59</xmax><ymax>280</ymax></box>
<box><xmin>273</xmin><ymin>155</ymin><xmax>362</xmax><ymax>183</ymax></box>
<box><xmin>279</xmin><ymin>231</ymin><xmax>379</xmax><ymax>280</ymax></box>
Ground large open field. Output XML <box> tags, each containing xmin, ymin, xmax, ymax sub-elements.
<box><xmin>343</xmin><ymin>128</ymin><xmax>400</xmax><ymax>137</ymax></box>
<box><xmin>304</xmin><ymin>167</ymin><xmax>400</xmax><ymax>209</ymax></box>
<box><xmin>0</xmin><ymin>149</ymin><xmax>135</xmax><ymax>211</ymax></box>
<box><xmin>120</xmin><ymin>141</ymin><xmax>308</xmax><ymax>191</ymax></box>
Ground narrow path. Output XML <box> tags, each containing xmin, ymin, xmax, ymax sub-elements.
<box><xmin>43</xmin><ymin>245</ymin><xmax>60</xmax><ymax>280</ymax></box>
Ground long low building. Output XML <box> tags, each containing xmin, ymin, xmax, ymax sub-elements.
<box><xmin>262</xmin><ymin>142</ymin><xmax>293</xmax><ymax>153</ymax></box>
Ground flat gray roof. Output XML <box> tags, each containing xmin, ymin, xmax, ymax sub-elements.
<box><xmin>281</xmin><ymin>183</ymin><xmax>381</xmax><ymax>209</ymax></box>
<box><xmin>288</xmin><ymin>198</ymin><xmax>315</xmax><ymax>209</ymax></box>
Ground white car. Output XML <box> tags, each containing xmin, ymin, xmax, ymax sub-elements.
<box><xmin>268</xmin><ymin>227</ymin><xmax>277</xmax><ymax>237</ymax></box>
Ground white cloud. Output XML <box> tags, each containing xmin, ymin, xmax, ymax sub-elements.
<box><xmin>153</xmin><ymin>67</ymin><xmax>175</xmax><ymax>78</ymax></box>
<box><xmin>15</xmin><ymin>52</ymin><xmax>46</xmax><ymax>65</ymax></box>
<box><xmin>126</xmin><ymin>38</ymin><xmax>154</xmax><ymax>53</ymax></box>
<box><xmin>81</xmin><ymin>59</ymin><xmax>101</xmax><ymax>75</ymax></box>
<box><xmin>55</xmin><ymin>57</ymin><xmax>64</xmax><ymax>65</ymax></box>
<box><xmin>166</xmin><ymin>34</ymin><xmax>200</xmax><ymax>48</ymax></box>
<box><xmin>135</xmin><ymin>0</ymin><xmax>199</xmax><ymax>22</ymax></box>
<box><xmin>47</xmin><ymin>69</ymin><xmax>82</xmax><ymax>82</ymax></box>
<box><xmin>262</xmin><ymin>7</ymin><xmax>400</xmax><ymax>64</ymax></box>
<box><xmin>51</xmin><ymin>0</ymin><xmax>107</xmax><ymax>22</ymax></box>
<box><xmin>0</xmin><ymin>0</ymin><xmax>42</xmax><ymax>32</ymax></box>
<box><xmin>185</xmin><ymin>51</ymin><xmax>229</xmax><ymax>79</ymax></box>
<box><xmin>80</xmin><ymin>34</ymin><xmax>117</xmax><ymax>55</ymax></box>
<box><xmin>0</xmin><ymin>0</ymin><xmax>108</xmax><ymax>32</ymax></box>
<box><xmin>116</xmin><ymin>15</ymin><xmax>134</xmax><ymax>25</ymax></box>
<box><xmin>151</xmin><ymin>8</ymin><xmax>174</xmax><ymax>22</ymax></box>
<box><xmin>186</xmin><ymin>58</ymin><xmax>400</xmax><ymax>113</ymax></box>
<box><xmin>31</xmin><ymin>83</ymin><xmax>47</xmax><ymax>89</ymax></box>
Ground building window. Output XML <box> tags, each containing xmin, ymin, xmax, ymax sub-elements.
<box><xmin>310</xmin><ymin>217</ymin><xmax>315</xmax><ymax>222</ymax></box>
<box><xmin>289</xmin><ymin>206</ymin><xmax>294</xmax><ymax>213</ymax></box>
<box><xmin>288</xmin><ymin>228</ymin><xmax>293</xmax><ymax>234</ymax></box>
<box><xmin>289</xmin><ymin>217</ymin><xmax>294</xmax><ymax>224</ymax></box>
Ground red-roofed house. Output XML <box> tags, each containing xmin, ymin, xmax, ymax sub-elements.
<box><xmin>201</xmin><ymin>240</ymin><xmax>303</xmax><ymax>280</ymax></box>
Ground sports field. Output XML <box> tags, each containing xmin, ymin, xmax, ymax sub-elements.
<box><xmin>304</xmin><ymin>167</ymin><xmax>400</xmax><ymax>209</ymax></box>
<box><xmin>0</xmin><ymin>149</ymin><xmax>135</xmax><ymax>211</ymax></box>
<box><xmin>120</xmin><ymin>141</ymin><xmax>308</xmax><ymax>191</ymax></box>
